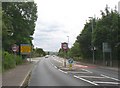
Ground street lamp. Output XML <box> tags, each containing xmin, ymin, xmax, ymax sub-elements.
<box><xmin>89</xmin><ymin>17</ymin><xmax>95</xmax><ymax>64</ymax></box>
<box><xmin>67</xmin><ymin>36</ymin><xmax>69</xmax><ymax>47</ymax></box>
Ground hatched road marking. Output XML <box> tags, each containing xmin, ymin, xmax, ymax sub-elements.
<box><xmin>68</xmin><ymin>71</ymin><xmax>92</xmax><ymax>74</ymax></box>
<box><xmin>58</xmin><ymin>69</ymin><xmax>68</xmax><ymax>74</ymax></box>
<box><xmin>81</xmin><ymin>69</ymin><xmax>93</xmax><ymax>73</ymax></box>
<box><xmin>101</xmin><ymin>74</ymin><xmax>120</xmax><ymax>81</ymax></box>
<box><xmin>93</xmin><ymin>81</ymin><xmax>120</xmax><ymax>85</ymax></box>
<box><xmin>74</xmin><ymin>75</ymin><xmax>99</xmax><ymax>86</ymax></box>
<box><xmin>53</xmin><ymin>58</ymin><xmax>63</xmax><ymax>63</ymax></box>
<box><xmin>79</xmin><ymin>76</ymin><xmax>105</xmax><ymax>79</ymax></box>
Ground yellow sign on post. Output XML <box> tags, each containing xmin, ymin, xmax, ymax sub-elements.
<box><xmin>20</xmin><ymin>44</ymin><xmax>31</xmax><ymax>54</ymax></box>
<box><xmin>69</xmin><ymin>64</ymin><xmax>72</xmax><ymax>70</ymax></box>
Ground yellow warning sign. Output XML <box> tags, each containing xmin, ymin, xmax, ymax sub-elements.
<box><xmin>20</xmin><ymin>44</ymin><xmax>31</xmax><ymax>54</ymax></box>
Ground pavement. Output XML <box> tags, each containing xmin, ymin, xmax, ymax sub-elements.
<box><xmin>2</xmin><ymin>57</ymin><xmax>41</xmax><ymax>87</ymax></box>
<box><xmin>1</xmin><ymin>56</ymin><xmax>119</xmax><ymax>87</ymax></box>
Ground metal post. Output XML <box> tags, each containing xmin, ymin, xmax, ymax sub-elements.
<box><xmin>64</xmin><ymin>51</ymin><xmax>66</xmax><ymax>67</ymax></box>
<box><xmin>110</xmin><ymin>51</ymin><xmax>112</xmax><ymax>66</ymax></box>
<box><xmin>67</xmin><ymin>36</ymin><xmax>69</xmax><ymax>58</ymax></box>
<box><xmin>14</xmin><ymin>52</ymin><xmax>16</xmax><ymax>66</ymax></box>
<box><xmin>89</xmin><ymin>17</ymin><xmax>95</xmax><ymax>64</ymax></box>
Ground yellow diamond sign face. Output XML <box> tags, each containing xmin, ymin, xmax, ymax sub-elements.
<box><xmin>20</xmin><ymin>44</ymin><xmax>31</xmax><ymax>54</ymax></box>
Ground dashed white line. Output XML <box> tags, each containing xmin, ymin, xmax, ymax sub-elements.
<box><xmin>93</xmin><ymin>81</ymin><xmax>120</xmax><ymax>85</ymax></box>
<box><xmin>74</xmin><ymin>75</ymin><xmax>98</xmax><ymax>86</ymax></box>
<box><xmin>101</xmin><ymin>74</ymin><xmax>120</xmax><ymax>81</ymax></box>
<box><xmin>58</xmin><ymin>69</ymin><xmax>68</xmax><ymax>74</ymax></box>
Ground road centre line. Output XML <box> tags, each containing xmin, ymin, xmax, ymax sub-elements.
<box><xmin>79</xmin><ymin>76</ymin><xmax>105</xmax><ymax>78</ymax></box>
<box><xmin>74</xmin><ymin>75</ymin><xmax>98</xmax><ymax>86</ymax></box>
<box><xmin>101</xmin><ymin>74</ymin><xmax>120</xmax><ymax>81</ymax></box>
<box><xmin>81</xmin><ymin>69</ymin><xmax>93</xmax><ymax>73</ymax></box>
<box><xmin>93</xmin><ymin>81</ymin><xmax>120</xmax><ymax>85</ymax></box>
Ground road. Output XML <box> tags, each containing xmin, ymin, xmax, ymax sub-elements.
<box><xmin>28</xmin><ymin>55</ymin><xmax>119</xmax><ymax>87</ymax></box>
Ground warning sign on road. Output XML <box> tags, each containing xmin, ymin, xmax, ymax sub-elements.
<box><xmin>20</xmin><ymin>44</ymin><xmax>31</xmax><ymax>54</ymax></box>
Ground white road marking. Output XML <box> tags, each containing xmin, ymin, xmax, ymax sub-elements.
<box><xmin>54</xmin><ymin>66</ymin><xmax>57</xmax><ymax>69</ymax></box>
<box><xmin>51</xmin><ymin>63</ymin><xmax>54</xmax><ymax>66</ymax></box>
<box><xmin>81</xmin><ymin>69</ymin><xmax>93</xmax><ymax>73</ymax></box>
<box><xmin>101</xmin><ymin>74</ymin><xmax>120</xmax><ymax>81</ymax></box>
<box><xmin>58</xmin><ymin>69</ymin><xmax>68</xmax><ymax>74</ymax></box>
<box><xmin>93</xmin><ymin>81</ymin><xmax>120</xmax><ymax>85</ymax></box>
<box><xmin>53</xmin><ymin>58</ymin><xmax>62</xmax><ymax>63</ymax></box>
<box><xmin>79</xmin><ymin>76</ymin><xmax>105</xmax><ymax>78</ymax></box>
<box><xmin>74</xmin><ymin>75</ymin><xmax>98</xmax><ymax>86</ymax></box>
<box><xmin>68</xmin><ymin>71</ymin><xmax>92</xmax><ymax>74</ymax></box>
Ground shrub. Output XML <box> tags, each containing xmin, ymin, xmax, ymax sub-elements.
<box><xmin>15</xmin><ymin>55</ymin><xmax>23</xmax><ymax>65</ymax></box>
<box><xmin>3</xmin><ymin>52</ymin><xmax>15</xmax><ymax>70</ymax></box>
<box><xmin>3</xmin><ymin>51</ymin><xmax>23</xmax><ymax>70</ymax></box>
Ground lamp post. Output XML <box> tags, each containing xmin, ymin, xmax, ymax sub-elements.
<box><xmin>67</xmin><ymin>36</ymin><xmax>69</xmax><ymax>47</ymax></box>
<box><xmin>89</xmin><ymin>17</ymin><xmax>95</xmax><ymax>64</ymax></box>
<box><xmin>67</xmin><ymin>36</ymin><xmax>69</xmax><ymax>59</ymax></box>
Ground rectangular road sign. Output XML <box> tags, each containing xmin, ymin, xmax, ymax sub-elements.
<box><xmin>20</xmin><ymin>44</ymin><xmax>31</xmax><ymax>54</ymax></box>
<box><xmin>102</xmin><ymin>42</ymin><xmax>111</xmax><ymax>52</ymax></box>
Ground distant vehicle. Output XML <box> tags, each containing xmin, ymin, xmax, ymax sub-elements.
<box><xmin>45</xmin><ymin>55</ymin><xmax>48</xmax><ymax>58</ymax></box>
<box><xmin>53</xmin><ymin>55</ymin><xmax>55</xmax><ymax>57</ymax></box>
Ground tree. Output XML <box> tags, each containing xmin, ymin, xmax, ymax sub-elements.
<box><xmin>2</xmin><ymin>2</ymin><xmax>38</xmax><ymax>52</ymax></box>
<box><xmin>35</xmin><ymin>48</ymin><xmax>46</xmax><ymax>57</ymax></box>
<box><xmin>72</xmin><ymin>5</ymin><xmax>119</xmax><ymax>64</ymax></box>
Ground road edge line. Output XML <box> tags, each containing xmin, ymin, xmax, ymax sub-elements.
<box><xmin>19</xmin><ymin>63</ymin><xmax>35</xmax><ymax>87</ymax></box>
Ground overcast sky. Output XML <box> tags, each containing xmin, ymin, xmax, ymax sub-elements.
<box><xmin>32</xmin><ymin>0</ymin><xmax>119</xmax><ymax>52</ymax></box>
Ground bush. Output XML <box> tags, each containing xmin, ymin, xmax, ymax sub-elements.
<box><xmin>3</xmin><ymin>52</ymin><xmax>15</xmax><ymax>70</ymax></box>
<box><xmin>3</xmin><ymin>51</ymin><xmax>23</xmax><ymax>70</ymax></box>
<box><xmin>15</xmin><ymin>55</ymin><xmax>23</xmax><ymax>65</ymax></box>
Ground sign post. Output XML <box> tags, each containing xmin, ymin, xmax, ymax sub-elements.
<box><xmin>20</xmin><ymin>44</ymin><xmax>32</xmax><ymax>62</ymax></box>
<box><xmin>12</xmin><ymin>44</ymin><xmax>19</xmax><ymax>66</ymax></box>
<box><xmin>102</xmin><ymin>42</ymin><xmax>112</xmax><ymax>66</ymax></box>
<box><xmin>68</xmin><ymin>58</ymin><xmax>73</xmax><ymax>70</ymax></box>
<box><xmin>61</xmin><ymin>42</ymin><xmax>68</xmax><ymax>67</ymax></box>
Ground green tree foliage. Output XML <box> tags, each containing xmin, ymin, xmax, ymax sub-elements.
<box><xmin>68</xmin><ymin>41</ymin><xmax>81</xmax><ymax>60</ymax></box>
<box><xmin>58</xmin><ymin>48</ymin><xmax>65</xmax><ymax>57</ymax></box>
<box><xmin>70</xmin><ymin>5</ymin><xmax>119</xmax><ymax>63</ymax></box>
<box><xmin>34</xmin><ymin>48</ymin><xmax>46</xmax><ymax>57</ymax></box>
<box><xmin>2</xmin><ymin>2</ymin><xmax>38</xmax><ymax>52</ymax></box>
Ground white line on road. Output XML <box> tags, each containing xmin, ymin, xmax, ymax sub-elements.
<box><xmin>68</xmin><ymin>71</ymin><xmax>92</xmax><ymax>74</ymax></box>
<box><xmin>58</xmin><ymin>69</ymin><xmax>68</xmax><ymax>74</ymax></box>
<box><xmin>93</xmin><ymin>81</ymin><xmax>120</xmax><ymax>85</ymax></box>
<box><xmin>101</xmin><ymin>74</ymin><xmax>120</xmax><ymax>81</ymax></box>
<box><xmin>53</xmin><ymin>58</ymin><xmax>62</xmax><ymax>63</ymax></box>
<box><xmin>54</xmin><ymin>66</ymin><xmax>57</xmax><ymax>69</ymax></box>
<box><xmin>74</xmin><ymin>75</ymin><xmax>98</xmax><ymax>86</ymax></box>
<box><xmin>81</xmin><ymin>69</ymin><xmax>93</xmax><ymax>73</ymax></box>
<box><xmin>79</xmin><ymin>76</ymin><xmax>105</xmax><ymax>79</ymax></box>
